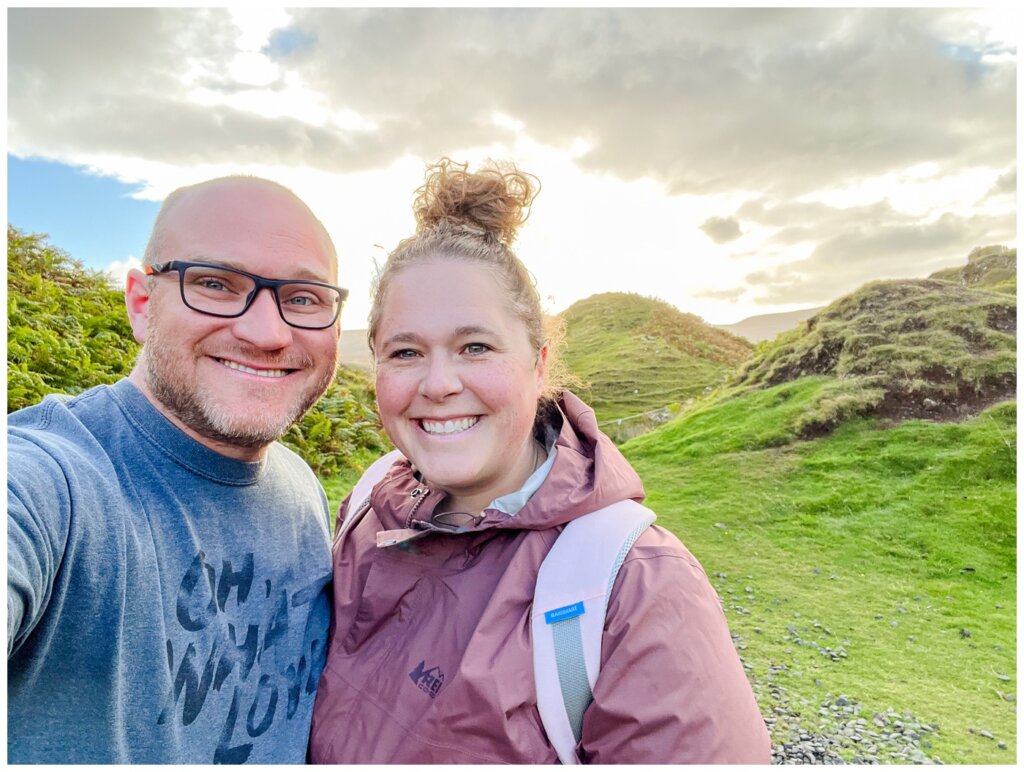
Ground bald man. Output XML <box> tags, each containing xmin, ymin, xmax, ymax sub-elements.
<box><xmin>8</xmin><ymin>177</ymin><xmax>346</xmax><ymax>763</ymax></box>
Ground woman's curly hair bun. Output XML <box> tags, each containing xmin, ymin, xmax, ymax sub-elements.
<box><xmin>413</xmin><ymin>157</ymin><xmax>539</xmax><ymax>246</ymax></box>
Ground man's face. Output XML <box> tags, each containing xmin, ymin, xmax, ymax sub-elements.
<box><xmin>128</xmin><ymin>179</ymin><xmax>340</xmax><ymax>458</ymax></box>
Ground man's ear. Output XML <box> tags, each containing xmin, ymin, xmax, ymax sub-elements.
<box><xmin>125</xmin><ymin>268</ymin><xmax>153</xmax><ymax>343</ymax></box>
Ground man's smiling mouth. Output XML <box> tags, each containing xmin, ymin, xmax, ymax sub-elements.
<box><xmin>217</xmin><ymin>358</ymin><xmax>293</xmax><ymax>378</ymax></box>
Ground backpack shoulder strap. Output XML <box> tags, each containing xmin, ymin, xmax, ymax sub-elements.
<box><xmin>336</xmin><ymin>449</ymin><xmax>405</xmax><ymax>540</ymax></box>
<box><xmin>531</xmin><ymin>499</ymin><xmax>656</xmax><ymax>764</ymax></box>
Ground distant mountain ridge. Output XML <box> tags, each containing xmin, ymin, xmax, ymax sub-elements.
<box><xmin>714</xmin><ymin>307</ymin><xmax>827</xmax><ymax>343</ymax></box>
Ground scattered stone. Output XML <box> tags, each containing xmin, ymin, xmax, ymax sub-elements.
<box><xmin>960</xmin><ymin>628</ymin><xmax>972</xmax><ymax>638</ymax></box>
<box><xmin>713</xmin><ymin>522</ymin><xmax>727</xmax><ymax>529</ymax></box>
<box><xmin>995</xmin><ymin>672</ymin><xmax>1011</xmax><ymax>682</ymax></box>
<box><xmin>999</xmin><ymin>741</ymin><xmax>1007</xmax><ymax>750</ymax></box>
<box><xmin>767</xmin><ymin>690</ymin><xmax>943</xmax><ymax>763</ymax></box>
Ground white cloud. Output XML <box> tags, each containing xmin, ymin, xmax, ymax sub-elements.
<box><xmin>103</xmin><ymin>256</ymin><xmax>143</xmax><ymax>288</ymax></box>
<box><xmin>6</xmin><ymin>7</ymin><xmax>1017</xmax><ymax>324</ymax></box>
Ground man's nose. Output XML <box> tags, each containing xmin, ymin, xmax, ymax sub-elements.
<box><xmin>230</xmin><ymin>288</ymin><xmax>294</xmax><ymax>350</ymax></box>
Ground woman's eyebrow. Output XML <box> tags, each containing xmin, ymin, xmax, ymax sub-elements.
<box><xmin>454</xmin><ymin>325</ymin><xmax>499</xmax><ymax>338</ymax></box>
<box><xmin>379</xmin><ymin>332</ymin><xmax>424</xmax><ymax>348</ymax></box>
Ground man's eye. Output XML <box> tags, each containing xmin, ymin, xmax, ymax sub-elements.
<box><xmin>283</xmin><ymin>294</ymin><xmax>320</xmax><ymax>307</ymax></box>
<box><xmin>197</xmin><ymin>277</ymin><xmax>229</xmax><ymax>292</ymax></box>
<box><xmin>464</xmin><ymin>343</ymin><xmax>490</xmax><ymax>355</ymax></box>
<box><xmin>390</xmin><ymin>349</ymin><xmax>419</xmax><ymax>359</ymax></box>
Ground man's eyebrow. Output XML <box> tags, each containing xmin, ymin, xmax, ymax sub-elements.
<box><xmin>191</xmin><ymin>257</ymin><xmax>331</xmax><ymax>283</ymax></box>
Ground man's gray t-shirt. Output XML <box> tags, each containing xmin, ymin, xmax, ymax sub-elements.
<box><xmin>7</xmin><ymin>379</ymin><xmax>333</xmax><ymax>763</ymax></box>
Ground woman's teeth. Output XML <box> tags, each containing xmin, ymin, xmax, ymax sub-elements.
<box><xmin>421</xmin><ymin>417</ymin><xmax>479</xmax><ymax>435</ymax></box>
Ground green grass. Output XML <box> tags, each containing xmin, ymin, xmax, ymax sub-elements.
<box><xmin>622</xmin><ymin>382</ymin><xmax>1016</xmax><ymax>763</ymax></box>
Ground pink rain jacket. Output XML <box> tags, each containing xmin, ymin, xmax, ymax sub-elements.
<box><xmin>309</xmin><ymin>392</ymin><xmax>770</xmax><ymax>763</ymax></box>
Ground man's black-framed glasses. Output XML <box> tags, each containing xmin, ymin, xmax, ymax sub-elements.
<box><xmin>145</xmin><ymin>260</ymin><xmax>348</xmax><ymax>330</ymax></box>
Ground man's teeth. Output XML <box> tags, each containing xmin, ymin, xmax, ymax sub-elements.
<box><xmin>421</xmin><ymin>417</ymin><xmax>479</xmax><ymax>435</ymax></box>
<box><xmin>219</xmin><ymin>359</ymin><xmax>289</xmax><ymax>378</ymax></box>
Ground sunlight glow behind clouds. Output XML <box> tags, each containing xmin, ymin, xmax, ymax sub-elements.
<box><xmin>7</xmin><ymin>7</ymin><xmax>1016</xmax><ymax>326</ymax></box>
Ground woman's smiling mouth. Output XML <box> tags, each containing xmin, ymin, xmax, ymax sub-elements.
<box><xmin>420</xmin><ymin>417</ymin><xmax>480</xmax><ymax>435</ymax></box>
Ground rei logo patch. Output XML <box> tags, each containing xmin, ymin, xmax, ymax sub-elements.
<box><xmin>408</xmin><ymin>660</ymin><xmax>445</xmax><ymax>698</ymax></box>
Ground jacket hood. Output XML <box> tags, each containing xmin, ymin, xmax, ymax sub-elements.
<box><xmin>369</xmin><ymin>391</ymin><xmax>645</xmax><ymax>535</ymax></box>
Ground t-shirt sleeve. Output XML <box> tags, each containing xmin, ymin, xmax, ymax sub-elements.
<box><xmin>578</xmin><ymin>526</ymin><xmax>771</xmax><ymax>763</ymax></box>
<box><xmin>7</xmin><ymin>433</ymin><xmax>73</xmax><ymax>658</ymax></box>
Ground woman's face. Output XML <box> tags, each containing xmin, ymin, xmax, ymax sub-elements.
<box><xmin>373</xmin><ymin>258</ymin><xmax>546</xmax><ymax>511</ymax></box>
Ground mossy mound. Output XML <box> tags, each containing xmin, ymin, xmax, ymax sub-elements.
<box><xmin>928</xmin><ymin>245</ymin><xmax>1016</xmax><ymax>295</ymax></box>
<box><xmin>560</xmin><ymin>292</ymin><xmax>753</xmax><ymax>421</ymax></box>
<box><xmin>729</xmin><ymin>278</ymin><xmax>1015</xmax><ymax>435</ymax></box>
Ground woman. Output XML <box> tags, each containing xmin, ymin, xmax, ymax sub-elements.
<box><xmin>309</xmin><ymin>159</ymin><xmax>770</xmax><ymax>763</ymax></box>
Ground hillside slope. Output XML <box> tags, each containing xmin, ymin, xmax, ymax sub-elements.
<box><xmin>728</xmin><ymin>276</ymin><xmax>1015</xmax><ymax>434</ymax></box>
<box><xmin>560</xmin><ymin>292</ymin><xmax>752</xmax><ymax>422</ymax></box>
<box><xmin>621</xmin><ymin>384</ymin><xmax>1015</xmax><ymax>763</ymax></box>
<box><xmin>618</xmin><ymin>251</ymin><xmax>1017</xmax><ymax>761</ymax></box>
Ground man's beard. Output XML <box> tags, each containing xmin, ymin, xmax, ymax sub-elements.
<box><xmin>143</xmin><ymin>319</ymin><xmax>337</xmax><ymax>450</ymax></box>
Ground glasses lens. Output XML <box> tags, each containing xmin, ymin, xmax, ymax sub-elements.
<box><xmin>277</xmin><ymin>282</ymin><xmax>343</xmax><ymax>328</ymax></box>
<box><xmin>181</xmin><ymin>264</ymin><xmax>255</xmax><ymax>315</ymax></box>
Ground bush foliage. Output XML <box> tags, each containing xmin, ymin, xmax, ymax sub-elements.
<box><xmin>7</xmin><ymin>225</ymin><xmax>388</xmax><ymax>477</ymax></box>
<box><xmin>7</xmin><ymin>226</ymin><xmax>139</xmax><ymax>411</ymax></box>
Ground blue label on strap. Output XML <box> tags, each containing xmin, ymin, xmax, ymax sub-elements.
<box><xmin>544</xmin><ymin>601</ymin><xmax>586</xmax><ymax>624</ymax></box>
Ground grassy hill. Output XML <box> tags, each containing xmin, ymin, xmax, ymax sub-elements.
<box><xmin>560</xmin><ymin>292</ymin><xmax>752</xmax><ymax>422</ymax></box>
<box><xmin>728</xmin><ymin>277</ymin><xmax>1015</xmax><ymax>436</ymax></box>
<box><xmin>929</xmin><ymin>245</ymin><xmax>1016</xmax><ymax>295</ymax></box>
<box><xmin>620</xmin><ymin>259</ymin><xmax>1016</xmax><ymax>762</ymax></box>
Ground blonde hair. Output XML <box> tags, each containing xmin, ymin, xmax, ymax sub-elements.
<box><xmin>369</xmin><ymin>158</ymin><xmax>576</xmax><ymax>403</ymax></box>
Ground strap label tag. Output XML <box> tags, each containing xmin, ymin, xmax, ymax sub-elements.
<box><xmin>544</xmin><ymin>601</ymin><xmax>585</xmax><ymax>624</ymax></box>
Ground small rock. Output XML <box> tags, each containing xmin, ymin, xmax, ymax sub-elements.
<box><xmin>960</xmin><ymin>628</ymin><xmax>971</xmax><ymax>638</ymax></box>
<box><xmin>999</xmin><ymin>741</ymin><xmax>1007</xmax><ymax>750</ymax></box>
<box><xmin>713</xmin><ymin>522</ymin><xmax>727</xmax><ymax>529</ymax></box>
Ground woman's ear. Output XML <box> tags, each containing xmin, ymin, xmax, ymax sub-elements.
<box><xmin>536</xmin><ymin>344</ymin><xmax>549</xmax><ymax>394</ymax></box>
<box><xmin>125</xmin><ymin>268</ymin><xmax>152</xmax><ymax>344</ymax></box>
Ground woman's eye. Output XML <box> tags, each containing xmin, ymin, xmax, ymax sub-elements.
<box><xmin>464</xmin><ymin>343</ymin><xmax>490</xmax><ymax>355</ymax></box>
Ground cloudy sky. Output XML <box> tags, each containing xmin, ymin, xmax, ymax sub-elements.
<box><xmin>6</xmin><ymin>7</ymin><xmax>1017</xmax><ymax>327</ymax></box>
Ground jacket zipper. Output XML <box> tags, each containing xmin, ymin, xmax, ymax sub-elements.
<box><xmin>405</xmin><ymin>485</ymin><xmax>430</xmax><ymax>529</ymax></box>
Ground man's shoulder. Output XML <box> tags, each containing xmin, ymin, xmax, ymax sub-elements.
<box><xmin>9</xmin><ymin>385</ymin><xmax>120</xmax><ymax>452</ymax></box>
<box><xmin>266</xmin><ymin>440</ymin><xmax>319</xmax><ymax>479</ymax></box>
<box><xmin>263</xmin><ymin>442</ymin><xmax>330</xmax><ymax>516</ymax></box>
